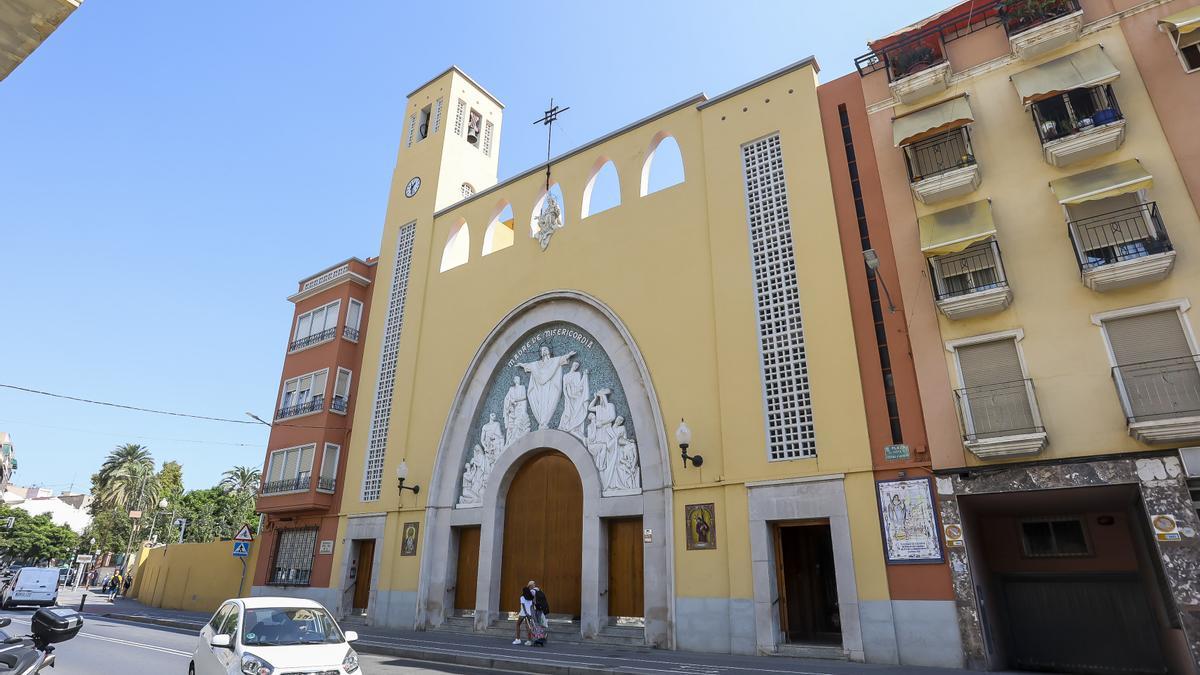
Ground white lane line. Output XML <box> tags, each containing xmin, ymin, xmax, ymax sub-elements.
<box><xmin>4</xmin><ymin>617</ymin><xmax>191</xmax><ymax>658</ymax></box>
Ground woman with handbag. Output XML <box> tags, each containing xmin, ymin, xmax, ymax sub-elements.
<box><xmin>512</xmin><ymin>583</ymin><xmax>537</xmax><ymax>645</ymax></box>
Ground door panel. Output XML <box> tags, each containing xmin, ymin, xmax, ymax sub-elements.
<box><xmin>352</xmin><ymin>540</ymin><xmax>375</xmax><ymax>611</ymax></box>
<box><xmin>607</xmin><ymin>518</ymin><xmax>644</xmax><ymax>618</ymax></box>
<box><xmin>454</xmin><ymin>527</ymin><xmax>481</xmax><ymax>611</ymax></box>
<box><xmin>500</xmin><ymin>451</ymin><xmax>583</xmax><ymax>616</ymax></box>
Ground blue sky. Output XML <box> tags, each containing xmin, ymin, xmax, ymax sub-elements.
<box><xmin>0</xmin><ymin>1</ymin><xmax>948</xmax><ymax>492</ymax></box>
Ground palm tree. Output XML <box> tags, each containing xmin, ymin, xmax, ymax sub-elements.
<box><xmin>219</xmin><ymin>466</ymin><xmax>262</xmax><ymax>499</ymax></box>
<box><xmin>94</xmin><ymin>444</ymin><xmax>157</xmax><ymax>512</ymax></box>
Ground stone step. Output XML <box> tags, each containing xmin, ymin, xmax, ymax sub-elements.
<box><xmin>775</xmin><ymin>643</ymin><xmax>848</xmax><ymax>661</ymax></box>
<box><xmin>435</xmin><ymin>616</ymin><xmax>647</xmax><ymax>647</ymax></box>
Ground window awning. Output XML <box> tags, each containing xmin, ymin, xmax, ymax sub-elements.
<box><xmin>1011</xmin><ymin>45</ymin><xmax>1121</xmax><ymax>105</ymax></box>
<box><xmin>893</xmin><ymin>96</ymin><xmax>974</xmax><ymax>147</ymax></box>
<box><xmin>1048</xmin><ymin>159</ymin><xmax>1153</xmax><ymax>205</ymax></box>
<box><xmin>1159</xmin><ymin>5</ymin><xmax>1200</xmax><ymax>35</ymax></box>
<box><xmin>919</xmin><ymin>199</ymin><xmax>996</xmax><ymax>257</ymax></box>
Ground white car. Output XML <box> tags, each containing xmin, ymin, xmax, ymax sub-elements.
<box><xmin>190</xmin><ymin>597</ymin><xmax>361</xmax><ymax>675</ymax></box>
<box><xmin>0</xmin><ymin>567</ymin><xmax>59</xmax><ymax>608</ymax></box>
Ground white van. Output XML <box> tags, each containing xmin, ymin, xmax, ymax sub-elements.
<box><xmin>1</xmin><ymin>567</ymin><xmax>59</xmax><ymax>608</ymax></box>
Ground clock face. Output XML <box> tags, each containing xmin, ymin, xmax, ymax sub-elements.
<box><xmin>405</xmin><ymin>177</ymin><xmax>421</xmax><ymax>198</ymax></box>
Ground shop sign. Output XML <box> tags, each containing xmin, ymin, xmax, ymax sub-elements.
<box><xmin>1151</xmin><ymin>514</ymin><xmax>1181</xmax><ymax>542</ymax></box>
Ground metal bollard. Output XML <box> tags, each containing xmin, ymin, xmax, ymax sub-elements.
<box><xmin>79</xmin><ymin>594</ymin><xmax>86</xmax><ymax>612</ymax></box>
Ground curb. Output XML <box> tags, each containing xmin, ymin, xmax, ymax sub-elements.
<box><xmin>103</xmin><ymin>613</ymin><xmax>621</xmax><ymax>674</ymax></box>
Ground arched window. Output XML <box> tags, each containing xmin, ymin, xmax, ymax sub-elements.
<box><xmin>529</xmin><ymin>183</ymin><xmax>566</xmax><ymax>237</ymax></box>
<box><xmin>482</xmin><ymin>201</ymin><xmax>515</xmax><ymax>256</ymax></box>
<box><xmin>640</xmin><ymin>133</ymin><xmax>685</xmax><ymax>196</ymax></box>
<box><xmin>439</xmin><ymin>220</ymin><xmax>470</xmax><ymax>272</ymax></box>
<box><xmin>461</xmin><ymin>182</ymin><xmax>476</xmax><ymax>199</ymax></box>
<box><xmin>581</xmin><ymin>158</ymin><xmax>621</xmax><ymax>218</ymax></box>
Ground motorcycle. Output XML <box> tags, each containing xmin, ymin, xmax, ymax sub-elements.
<box><xmin>0</xmin><ymin>607</ymin><xmax>83</xmax><ymax>673</ymax></box>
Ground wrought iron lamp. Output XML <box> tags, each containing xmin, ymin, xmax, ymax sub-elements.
<box><xmin>675</xmin><ymin>419</ymin><xmax>703</xmax><ymax>468</ymax></box>
<box><xmin>397</xmin><ymin>461</ymin><xmax>420</xmax><ymax>497</ymax></box>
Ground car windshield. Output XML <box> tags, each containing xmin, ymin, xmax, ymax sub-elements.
<box><xmin>241</xmin><ymin>607</ymin><xmax>343</xmax><ymax>647</ymax></box>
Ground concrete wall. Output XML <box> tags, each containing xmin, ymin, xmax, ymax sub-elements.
<box><xmin>131</xmin><ymin>541</ymin><xmax>261</xmax><ymax>615</ymax></box>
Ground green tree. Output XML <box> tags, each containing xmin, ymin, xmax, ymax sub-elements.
<box><xmin>175</xmin><ymin>487</ymin><xmax>257</xmax><ymax>543</ymax></box>
<box><xmin>0</xmin><ymin>506</ymin><xmax>80</xmax><ymax>565</ymax></box>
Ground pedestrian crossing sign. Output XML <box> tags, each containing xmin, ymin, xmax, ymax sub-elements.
<box><xmin>232</xmin><ymin>541</ymin><xmax>250</xmax><ymax>557</ymax></box>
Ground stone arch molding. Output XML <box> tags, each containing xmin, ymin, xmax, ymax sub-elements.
<box><xmin>416</xmin><ymin>290</ymin><xmax>675</xmax><ymax>648</ymax></box>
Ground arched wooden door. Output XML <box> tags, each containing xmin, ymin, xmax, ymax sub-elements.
<box><xmin>499</xmin><ymin>451</ymin><xmax>583</xmax><ymax>617</ymax></box>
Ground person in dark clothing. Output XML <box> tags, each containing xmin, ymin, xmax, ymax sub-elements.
<box><xmin>531</xmin><ymin>584</ymin><xmax>550</xmax><ymax>646</ymax></box>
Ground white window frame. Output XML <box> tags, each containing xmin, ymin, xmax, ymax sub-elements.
<box><xmin>944</xmin><ymin>329</ymin><xmax>1043</xmax><ymax>439</ymax></box>
<box><xmin>291</xmin><ymin>300</ymin><xmax>341</xmax><ymax>352</ymax></box>
<box><xmin>278</xmin><ymin>368</ymin><xmax>329</xmax><ymax>418</ymax></box>
<box><xmin>1090</xmin><ymin>299</ymin><xmax>1198</xmax><ymax>416</ymax></box>
<box><xmin>1165</xmin><ymin>27</ymin><xmax>1200</xmax><ymax>74</ymax></box>
<box><xmin>318</xmin><ymin>443</ymin><xmax>340</xmax><ymax>493</ymax></box>
<box><xmin>332</xmin><ymin>367</ymin><xmax>353</xmax><ymax>415</ymax></box>
<box><xmin>344</xmin><ymin>298</ymin><xmax>363</xmax><ymax>342</ymax></box>
<box><xmin>265</xmin><ymin>443</ymin><xmax>316</xmax><ymax>494</ymax></box>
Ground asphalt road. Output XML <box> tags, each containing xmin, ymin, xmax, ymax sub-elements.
<box><xmin>0</xmin><ymin>607</ymin><xmax>517</xmax><ymax>674</ymax></box>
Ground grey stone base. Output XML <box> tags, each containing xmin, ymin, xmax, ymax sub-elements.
<box><xmin>674</xmin><ymin>597</ymin><xmax>756</xmax><ymax>655</ymax></box>
<box><xmin>372</xmin><ymin>590</ymin><xmax>419</xmax><ymax>629</ymax></box>
<box><xmin>892</xmin><ymin>600</ymin><xmax>963</xmax><ymax>668</ymax></box>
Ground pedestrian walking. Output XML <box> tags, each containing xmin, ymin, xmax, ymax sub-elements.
<box><xmin>511</xmin><ymin>582</ymin><xmax>536</xmax><ymax>646</ymax></box>
<box><xmin>531</xmin><ymin>582</ymin><xmax>550</xmax><ymax>647</ymax></box>
<box><xmin>123</xmin><ymin>575</ymin><xmax>133</xmax><ymax>595</ymax></box>
<box><xmin>109</xmin><ymin>571</ymin><xmax>122</xmax><ymax>600</ymax></box>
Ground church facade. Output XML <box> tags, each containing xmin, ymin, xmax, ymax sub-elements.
<box><xmin>252</xmin><ymin>60</ymin><xmax>963</xmax><ymax>666</ymax></box>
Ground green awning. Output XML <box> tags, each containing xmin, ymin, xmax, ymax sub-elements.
<box><xmin>1049</xmin><ymin>159</ymin><xmax>1153</xmax><ymax>205</ymax></box>
<box><xmin>893</xmin><ymin>96</ymin><xmax>974</xmax><ymax>147</ymax></box>
<box><xmin>919</xmin><ymin>200</ymin><xmax>996</xmax><ymax>257</ymax></box>
<box><xmin>1011</xmin><ymin>45</ymin><xmax>1121</xmax><ymax>105</ymax></box>
<box><xmin>1159</xmin><ymin>5</ymin><xmax>1200</xmax><ymax>34</ymax></box>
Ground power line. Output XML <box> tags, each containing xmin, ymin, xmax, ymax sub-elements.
<box><xmin>0</xmin><ymin>418</ymin><xmax>263</xmax><ymax>448</ymax></box>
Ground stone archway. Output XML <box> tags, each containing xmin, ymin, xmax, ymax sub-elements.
<box><xmin>416</xmin><ymin>291</ymin><xmax>674</xmax><ymax>647</ymax></box>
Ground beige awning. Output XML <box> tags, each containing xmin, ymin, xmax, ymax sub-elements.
<box><xmin>893</xmin><ymin>96</ymin><xmax>974</xmax><ymax>147</ymax></box>
<box><xmin>1011</xmin><ymin>45</ymin><xmax>1121</xmax><ymax>105</ymax></box>
<box><xmin>1159</xmin><ymin>6</ymin><xmax>1200</xmax><ymax>34</ymax></box>
<box><xmin>1049</xmin><ymin>159</ymin><xmax>1153</xmax><ymax>204</ymax></box>
<box><xmin>919</xmin><ymin>200</ymin><xmax>996</xmax><ymax>257</ymax></box>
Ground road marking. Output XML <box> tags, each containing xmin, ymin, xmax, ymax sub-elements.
<box><xmin>3</xmin><ymin>617</ymin><xmax>191</xmax><ymax>658</ymax></box>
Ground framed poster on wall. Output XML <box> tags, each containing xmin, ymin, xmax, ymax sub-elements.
<box><xmin>685</xmin><ymin>503</ymin><xmax>716</xmax><ymax>550</ymax></box>
<box><xmin>876</xmin><ymin>478</ymin><xmax>944</xmax><ymax>563</ymax></box>
<box><xmin>401</xmin><ymin>522</ymin><xmax>420</xmax><ymax>556</ymax></box>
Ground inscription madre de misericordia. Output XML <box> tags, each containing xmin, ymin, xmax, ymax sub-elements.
<box><xmin>457</xmin><ymin>322</ymin><xmax>641</xmax><ymax>507</ymax></box>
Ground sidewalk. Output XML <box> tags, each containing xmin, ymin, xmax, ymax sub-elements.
<box><xmin>62</xmin><ymin>588</ymin><xmax>996</xmax><ymax>674</ymax></box>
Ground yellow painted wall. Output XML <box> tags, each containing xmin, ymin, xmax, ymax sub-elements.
<box><xmin>877</xmin><ymin>25</ymin><xmax>1200</xmax><ymax>468</ymax></box>
<box><xmin>336</xmin><ymin>62</ymin><xmax>888</xmax><ymax>607</ymax></box>
<box><xmin>131</xmin><ymin>541</ymin><xmax>261</xmax><ymax>615</ymax></box>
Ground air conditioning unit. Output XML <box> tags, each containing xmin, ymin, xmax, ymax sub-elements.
<box><xmin>1180</xmin><ymin>447</ymin><xmax>1200</xmax><ymax>478</ymax></box>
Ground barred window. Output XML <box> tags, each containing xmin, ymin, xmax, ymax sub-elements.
<box><xmin>269</xmin><ymin>528</ymin><xmax>318</xmax><ymax>586</ymax></box>
<box><xmin>742</xmin><ymin>133</ymin><xmax>816</xmax><ymax>460</ymax></box>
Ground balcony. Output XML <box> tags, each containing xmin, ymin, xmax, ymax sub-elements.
<box><xmin>905</xmin><ymin>128</ymin><xmax>980</xmax><ymax>204</ymax></box>
<box><xmin>262</xmin><ymin>476</ymin><xmax>311</xmax><ymax>496</ymax></box>
<box><xmin>343</xmin><ymin>325</ymin><xmax>360</xmax><ymax>342</ymax></box>
<box><xmin>1113</xmin><ymin>355</ymin><xmax>1200</xmax><ymax>444</ymax></box>
<box><xmin>331</xmin><ymin>396</ymin><xmax>348</xmax><ymax>414</ymax></box>
<box><xmin>276</xmin><ymin>395</ymin><xmax>323</xmax><ymax>420</ymax></box>
<box><xmin>1001</xmin><ymin>0</ymin><xmax>1083</xmax><ymax>60</ymax></box>
<box><xmin>1032</xmin><ymin>84</ymin><xmax>1125</xmax><ymax>167</ymax></box>
<box><xmin>881</xmin><ymin>36</ymin><xmax>951</xmax><ymax>104</ymax></box>
<box><xmin>1068</xmin><ymin>202</ymin><xmax>1175</xmax><ymax>292</ymax></box>
<box><xmin>955</xmin><ymin>379</ymin><xmax>1049</xmax><ymax>459</ymax></box>
<box><xmin>317</xmin><ymin>476</ymin><xmax>337</xmax><ymax>493</ymax></box>
<box><xmin>930</xmin><ymin>240</ymin><xmax>1012</xmax><ymax>319</ymax></box>
<box><xmin>288</xmin><ymin>327</ymin><xmax>336</xmax><ymax>353</ymax></box>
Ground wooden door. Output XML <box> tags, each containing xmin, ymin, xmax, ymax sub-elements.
<box><xmin>352</xmin><ymin>539</ymin><xmax>374</xmax><ymax>612</ymax></box>
<box><xmin>454</xmin><ymin>527</ymin><xmax>480</xmax><ymax>612</ymax></box>
<box><xmin>499</xmin><ymin>451</ymin><xmax>583</xmax><ymax>617</ymax></box>
<box><xmin>607</xmin><ymin>518</ymin><xmax>644</xmax><ymax>618</ymax></box>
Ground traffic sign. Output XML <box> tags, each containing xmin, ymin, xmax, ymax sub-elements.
<box><xmin>232</xmin><ymin>541</ymin><xmax>250</xmax><ymax>558</ymax></box>
<box><xmin>74</xmin><ymin>554</ymin><xmax>94</xmax><ymax>564</ymax></box>
<box><xmin>233</xmin><ymin>525</ymin><xmax>254</xmax><ymax>542</ymax></box>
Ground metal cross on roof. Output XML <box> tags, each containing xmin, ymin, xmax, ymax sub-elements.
<box><xmin>533</xmin><ymin>98</ymin><xmax>569</xmax><ymax>190</ymax></box>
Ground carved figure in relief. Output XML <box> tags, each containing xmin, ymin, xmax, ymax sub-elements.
<box><xmin>517</xmin><ymin>346</ymin><xmax>576</xmax><ymax>431</ymax></box>
<box><xmin>503</xmin><ymin>375</ymin><xmax>531</xmax><ymax>447</ymax></box>
<box><xmin>534</xmin><ymin>194</ymin><xmax>563</xmax><ymax>251</ymax></box>
<box><xmin>558</xmin><ymin>362</ymin><xmax>590</xmax><ymax>440</ymax></box>
<box><xmin>459</xmin><ymin>444</ymin><xmax>488</xmax><ymax>505</ymax></box>
<box><xmin>614</xmin><ymin>420</ymin><xmax>641</xmax><ymax>491</ymax></box>
<box><xmin>584</xmin><ymin>412</ymin><xmax>599</xmax><ymax>460</ymax></box>
<box><xmin>481</xmin><ymin>413</ymin><xmax>503</xmax><ymax>458</ymax></box>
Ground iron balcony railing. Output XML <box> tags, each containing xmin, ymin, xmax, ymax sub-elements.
<box><xmin>1111</xmin><ymin>354</ymin><xmax>1200</xmax><ymax>424</ymax></box>
<box><xmin>261</xmin><ymin>475</ymin><xmax>311</xmax><ymax>495</ymax></box>
<box><xmin>954</xmin><ymin>379</ymin><xmax>1045</xmax><ymax>441</ymax></box>
<box><xmin>276</xmin><ymin>395</ymin><xmax>324</xmax><ymax>420</ymax></box>
<box><xmin>331</xmin><ymin>397</ymin><xmax>348</xmax><ymax>414</ymax></box>
<box><xmin>854</xmin><ymin>1</ymin><xmax>1004</xmax><ymax>76</ymax></box>
<box><xmin>1000</xmin><ymin>0</ymin><xmax>1081</xmax><ymax>38</ymax></box>
<box><xmin>930</xmin><ymin>240</ymin><xmax>1008</xmax><ymax>301</ymax></box>
<box><xmin>1068</xmin><ymin>202</ymin><xmax>1172</xmax><ymax>273</ymax></box>
<box><xmin>905</xmin><ymin>128</ymin><xmax>976</xmax><ymax>182</ymax></box>
<box><xmin>1032</xmin><ymin>84</ymin><xmax>1123</xmax><ymax>145</ymax></box>
<box><xmin>317</xmin><ymin>476</ymin><xmax>337</xmax><ymax>493</ymax></box>
<box><xmin>343</xmin><ymin>325</ymin><xmax>360</xmax><ymax>341</ymax></box>
<box><xmin>288</xmin><ymin>327</ymin><xmax>336</xmax><ymax>353</ymax></box>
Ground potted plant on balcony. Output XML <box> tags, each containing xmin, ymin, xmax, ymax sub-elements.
<box><xmin>1000</xmin><ymin>0</ymin><xmax>1073</xmax><ymax>33</ymax></box>
<box><xmin>891</xmin><ymin>44</ymin><xmax>938</xmax><ymax>79</ymax></box>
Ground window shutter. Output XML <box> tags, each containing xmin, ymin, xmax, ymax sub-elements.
<box><xmin>1103</xmin><ymin>310</ymin><xmax>1191</xmax><ymax>365</ymax></box>
<box><xmin>324</xmin><ymin>301</ymin><xmax>340</xmax><ymax>331</ymax></box>
<box><xmin>956</xmin><ymin>338</ymin><xmax>1024</xmax><ymax>388</ymax></box>
<box><xmin>299</xmin><ymin>446</ymin><xmax>314</xmax><ymax>476</ymax></box>
<box><xmin>321</xmin><ymin>445</ymin><xmax>339</xmax><ymax>480</ymax></box>
<box><xmin>283</xmin><ymin>449</ymin><xmax>300</xmax><ymax>481</ymax></box>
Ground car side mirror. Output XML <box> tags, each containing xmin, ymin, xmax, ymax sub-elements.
<box><xmin>0</xmin><ymin>618</ymin><xmax>9</xmax><ymax>628</ymax></box>
<box><xmin>343</xmin><ymin>630</ymin><xmax>358</xmax><ymax>642</ymax></box>
<box><xmin>210</xmin><ymin>634</ymin><xmax>232</xmax><ymax>649</ymax></box>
